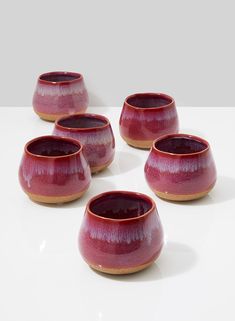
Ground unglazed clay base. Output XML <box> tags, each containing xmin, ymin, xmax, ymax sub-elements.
<box><xmin>154</xmin><ymin>187</ymin><xmax>214</xmax><ymax>201</ymax></box>
<box><xmin>35</xmin><ymin>110</ymin><xmax>86</xmax><ymax>122</ymax></box>
<box><xmin>25</xmin><ymin>189</ymin><xmax>88</xmax><ymax>204</ymax></box>
<box><xmin>35</xmin><ymin>111</ymin><xmax>69</xmax><ymax>122</ymax></box>
<box><xmin>91</xmin><ymin>159</ymin><xmax>114</xmax><ymax>174</ymax></box>
<box><xmin>121</xmin><ymin>135</ymin><xmax>153</xmax><ymax>149</ymax></box>
<box><xmin>89</xmin><ymin>260</ymin><xmax>154</xmax><ymax>275</ymax></box>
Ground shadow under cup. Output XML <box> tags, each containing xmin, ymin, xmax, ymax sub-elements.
<box><xmin>145</xmin><ymin>134</ymin><xmax>217</xmax><ymax>201</ymax></box>
<box><xmin>119</xmin><ymin>93</ymin><xmax>179</xmax><ymax>149</ymax></box>
<box><xmin>53</xmin><ymin>113</ymin><xmax>115</xmax><ymax>174</ymax></box>
<box><xmin>78</xmin><ymin>191</ymin><xmax>164</xmax><ymax>275</ymax></box>
<box><xmin>18</xmin><ymin>135</ymin><xmax>91</xmax><ymax>204</ymax></box>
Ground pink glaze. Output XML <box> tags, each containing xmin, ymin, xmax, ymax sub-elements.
<box><xmin>79</xmin><ymin>191</ymin><xmax>164</xmax><ymax>271</ymax></box>
<box><xmin>33</xmin><ymin>71</ymin><xmax>88</xmax><ymax>117</ymax></box>
<box><xmin>19</xmin><ymin>136</ymin><xmax>91</xmax><ymax>197</ymax></box>
<box><xmin>145</xmin><ymin>134</ymin><xmax>217</xmax><ymax>196</ymax></box>
<box><xmin>53</xmin><ymin>114</ymin><xmax>115</xmax><ymax>170</ymax></box>
<box><xmin>119</xmin><ymin>93</ymin><xmax>179</xmax><ymax>143</ymax></box>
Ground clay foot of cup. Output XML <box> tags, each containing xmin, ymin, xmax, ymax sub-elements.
<box><xmin>35</xmin><ymin>110</ymin><xmax>86</xmax><ymax>122</ymax></box>
<box><xmin>26</xmin><ymin>189</ymin><xmax>88</xmax><ymax>204</ymax></box>
<box><xmin>122</xmin><ymin>135</ymin><xmax>153</xmax><ymax>149</ymax></box>
<box><xmin>34</xmin><ymin>111</ymin><xmax>70</xmax><ymax>122</ymax></box>
<box><xmin>89</xmin><ymin>260</ymin><xmax>154</xmax><ymax>275</ymax></box>
<box><xmin>154</xmin><ymin>187</ymin><xmax>214</xmax><ymax>201</ymax></box>
<box><xmin>91</xmin><ymin>159</ymin><xmax>114</xmax><ymax>174</ymax></box>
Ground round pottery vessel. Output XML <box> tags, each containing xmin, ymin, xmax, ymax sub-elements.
<box><xmin>19</xmin><ymin>136</ymin><xmax>91</xmax><ymax>204</ymax></box>
<box><xmin>119</xmin><ymin>93</ymin><xmax>179</xmax><ymax>149</ymax></box>
<box><xmin>33</xmin><ymin>71</ymin><xmax>88</xmax><ymax>121</ymax></box>
<box><xmin>79</xmin><ymin>191</ymin><xmax>164</xmax><ymax>275</ymax></box>
<box><xmin>53</xmin><ymin>113</ymin><xmax>115</xmax><ymax>174</ymax></box>
<box><xmin>145</xmin><ymin>134</ymin><xmax>217</xmax><ymax>201</ymax></box>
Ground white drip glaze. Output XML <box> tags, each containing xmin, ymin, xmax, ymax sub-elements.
<box><xmin>36</xmin><ymin>81</ymin><xmax>86</xmax><ymax>97</ymax></box>
<box><xmin>21</xmin><ymin>156</ymin><xmax>89</xmax><ymax>188</ymax></box>
<box><xmin>122</xmin><ymin>106</ymin><xmax>177</xmax><ymax>122</ymax></box>
<box><xmin>147</xmin><ymin>153</ymin><xmax>212</xmax><ymax>174</ymax></box>
<box><xmin>53</xmin><ymin>127</ymin><xmax>113</xmax><ymax>146</ymax></box>
<box><xmin>82</xmin><ymin>212</ymin><xmax>160</xmax><ymax>245</ymax></box>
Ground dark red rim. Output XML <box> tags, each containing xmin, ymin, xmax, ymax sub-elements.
<box><xmin>125</xmin><ymin>92</ymin><xmax>175</xmax><ymax>110</ymax></box>
<box><xmin>25</xmin><ymin>135</ymin><xmax>83</xmax><ymax>159</ymax></box>
<box><xmin>38</xmin><ymin>71</ymin><xmax>83</xmax><ymax>85</ymax></box>
<box><xmin>55</xmin><ymin>113</ymin><xmax>110</xmax><ymax>131</ymax></box>
<box><xmin>86</xmin><ymin>191</ymin><xmax>156</xmax><ymax>222</ymax></box>
<box><xmin>152</xmin><ymin>133</ymin><xmax>210</xmax><ymax>157</ymax></box>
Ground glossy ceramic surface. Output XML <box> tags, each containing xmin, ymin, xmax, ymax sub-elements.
<box><xmin>53</xmin><ymin>113</ymin><xmax>115</xmax><ymax>173</ymax></box>
<box><xmin>145</xmin><ymin>133</ymin><xmax>217</xmax><ymax>201</ymax></box>
<box><xmin>79</xmin><ymin>191</ymin><xmax>164</xmax><ymax>274</ymax></box>
<box><xmin>119</xmin><ymin>93</ymin><xmax>179</xmax><ymax>149</ymax></box>
<box><xmin>33</xmin><ymin>71</ymin><xmax>88</xmax><ymax>121</ymax></box>
<box><xmin>3</xmin><ymin>106</ymin><xmax>235</xmax><ymax>321</ymax></box>
<box><xmin>19</xmin><ymin>136</ymin><xmax>91</xmax><ymax>203</ymax></box>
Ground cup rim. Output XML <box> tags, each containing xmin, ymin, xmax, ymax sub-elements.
<box><xmin>152</xmin><ymin>133</ymin><xmax>210</xmax><ymax>156</ymax></box>
<box><xmin>55</xmin><ymin>113</ymin><xmax>110</xmax><ymax>131</ymax></box>
<box><xmin>86</xmin><ymin>190</ymin><xmax>156</xmax><ymax>222</ymax></box>
<box><xmin>38</xmin><ymin>71</ymin><xmax>83</xmax><ymax>85</ymax></box>
<box><xmin>124</xmin><ymin>92</ymin><xmax>175</xmax><ymax>110</ymax></box>
<box><xmin>24</xmin><ymin>135</ymin><xmax>83</xmax><ymax>159</ymax></box>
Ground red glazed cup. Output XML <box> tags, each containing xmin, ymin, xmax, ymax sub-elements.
<box><xmin>53</xmin><ymin>113</ymin><xmax>115</xmax><ymax>174</ymax></box>
<box><xmin>145</xmin><ymin>134</ymin><xmax>217</xmax><ymax>201</ymax></box>
<box><xmin>19</xmin><ymin>136</ymin><xmax>91</xmax><ymax>203</ymax></box>
<box><xmin>79</xmin><ymin>191</ymin><xmax>164</xmax><ymax>274</ymax></box>
<box><xmin>119</xmin><ymin>93</ymin><xmax>179</xmax><ymax>149</ymax></box>
<box><xmin>33</xmin><ymin>71</ymin><xmax>89</xmax><ymax>122</ymax></box>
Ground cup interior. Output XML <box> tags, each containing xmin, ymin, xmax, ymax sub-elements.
<box><xmin>155</xmin><ymin>136</ymin><xmax>208</xmax><ymax>155</ymax></box>
<box><xmin>126</xmin><ymin>93</ymin><xmax>172</xmax><ymax>108</ymax></box>
<box><xmin>89</xmin><ymin>192</ymin><xmax>153</xmax><ymax>220</ymax></box>
<box><xmin>27</xmin><ymin>137</ymin><xmax>80</xmax><ymax>157</ymax></box>
<box><xmin>39</xmin><ymin>72</ymin><xmax>81</xmax><ymax>83</ymax></box>
<box><xmin>57</xmin><ymin>114</ymin><xmax>108</xmax><ymax>129</ymax></box>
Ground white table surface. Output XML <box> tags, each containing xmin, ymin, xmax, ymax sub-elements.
<box><xmin>0</xmin><ymin>106</ymin><xmax>235</xmax><ymax>321</ymax></box>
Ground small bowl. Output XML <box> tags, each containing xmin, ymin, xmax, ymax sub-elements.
<box><xmin>19</xmin><ymin>136</ymin><xmax>91</xmax><ymax>203</ymax></box>
<box><xmin>79</xmin><ymin>191</ymin><xmax>164</xmax><ymax>274</ymax></box>
<box><xmin>53</xmin><ymin>113</ymin><xmax>115</xmax><ymax>173</ymax></box>
<box><xmin>145</xmin><ymin>134</ymin><xmax>217</xmax><ymax>201</ymax></box>
<box><xmin>33</xmin><ymin>71</ymin><xmax>89</xmax><ymax>121</ymax></box>
<box><xmin>119</xmin><ymin>93</ymin><xmax>179</xmax><ymax>149</ymax></box>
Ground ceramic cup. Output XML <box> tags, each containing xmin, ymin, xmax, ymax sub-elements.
<box><xmin>79</xmin><ymin>191</ymin><xmax>164</xmax><ymax>275</ymax></box>
<box><xmin>119</xmin><ymin>92</ymin><xmax>179</xmax><ymax>149</ymax></box>
<box><xmin>145</xmin><ymin>133</ymin><xmax>217</xmax><ymax>201</ymax></box>
<box><xmin>33</xmin><ymin>71</ymin><xmax>88</xmax><ymax>121</ymax></box>
<box><xmin>53</xmin><ymin>113</ymin><xmax>115</xmax><ymax>173</ymax></box>
<box><xmin>19</xmin><ymin>135</ymin><xmax>91</xmax><ymax>204</ymax></box>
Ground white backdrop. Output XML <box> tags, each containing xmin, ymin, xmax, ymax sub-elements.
<box><xmin>0</xmin><ymin>0</ymin><xmax>234</xmax><ymax>107</ymax></box>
